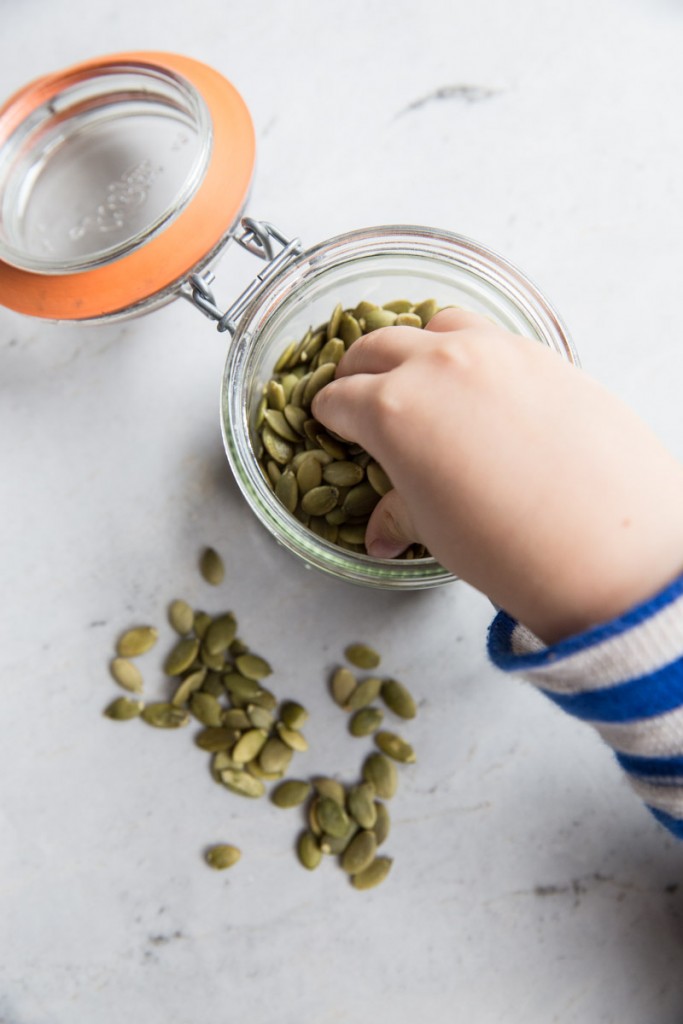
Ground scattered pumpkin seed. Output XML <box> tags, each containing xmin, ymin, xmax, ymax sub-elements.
<box><xmin>297</xmin><ymin>830</ymin><xmax>322</xmax><ymax>870</ymax></box>
<box><xmin>168</xmin><ymin>599</ymin><xmax>194</xmax><ymax>636</ymax></box>
<box><xmin>349</xmin><ymin>706</ymin><xmax>383</xmax><ymax>737</ymax></box>
<box><xmin>345</xmin><ymin>676</ymin><xmax>382</xmax><ymax>711</ymax></box>
<box><xmin>351</xmin><ymin>856</ymin><xmax>393</xmax><ymax>890</ymax></box>
<box><xmin>110</xmin><ymin>657</ymin><xmax>144</xmax><ymax>694</ymax></box>
<box><xmin>316</xmin><ymin>796</ymin><xmax>350</xmax><ymax>838</ymax></box>
<box><xmin>141</xmin><ymin>702</ymin><xmax>190</xmax><ymax>729</ymax></box>
<box><xmin>279</xmin><ymin>700</ymin><xmax>309</xmax><ymax>730</ymax></box>
<box><xmin>341</xmin><ymin>830</ymin><xmax>377</xmax><ymax>875</ymax></box>
<box><xmin>347</xmin><ymin>783</ymin><xmax>378</xmax><ymax>829</ymax></box>
<box><xmin>204</xmin><ymin>613</ymin><xmax>237</xmax><ymax>655</ymax></box>
<box><xmin>232</xmin><ymin>728</ymin><xmax>268</xmax><ymax>764</ymax></box>
<box><xmin>190</xmin><ymin>692</ymin><xmax>224</xmax><ymax>727</ymax></box>
<box><xmin>235</xmin><ymin>653</ymin><xmax>272</xmax><ymax>680</ymax></box>
<box><xmin>276</xmin><ymin>722</ymin><xmax>308</xmax><ymax>752</ymax></box>
<box><xmin>199</xmin><ymin>547</ymin><xmax>225</xmax><ymax>585</ymax></box>
<box><xmin>372</xmin><ymin>801</ymin><xmax>390</xmax><ymax>846</ymax></box>
<box><xmin>104</xmin><ymin>696</ymin><xmax>144</xmax><ymax>720</ymax></box>
<box><xmin>259</xmin><ymin>737</ymin><xmax>293</xmax><ymax>774</ymax></box>
<box><xmin>220</xmin><ymin>768</ymin><xmax>265</xmax><ymax>799</ymax></box>
<box><xmin>362</xmin><ymin>752</ymin><xmax>398</xmax><ymax>799</ymax></box>
<box><xmin>380</xmin><ymin>678</ymin><xmax>417</xmax><ymax>719</ymax></box>
<box><xmin>312</xmin><ymin>776</ymin><xmax>347</xmax><ymax>805</ymax></box>
<box><xmin>345</xmin><ymin>643</ymin><xmax>381</xmax><ymax>670</ymax></box>
<box><xmin>116</xmin><ymin>626</ymin><xmax>158</xmax><ymax>658</ymax></box>
<box><xmin>164</xmin><ymin>637</ymin><xmax>200</xmax><ymax>676</ymax></box>
<box><xmin>331</xmin><ymin>667</ymin><xmax>356</xmax><ymax>707</ymax></box>
<box><xmin>195</xmin><ymin>727</ymin><xmax>240</xmax><ymax>753</ymax></box>
<box><xmin>271</xmin><ymin>779</ymin><xmax>312</xmax><ymax>808</ymax></box>
<box><xmin>375</xmin><ymin>730</ymin><xmax>416</xmax><ymax>763</ymax></box>
<box><xmin>171</xmin><ymin>667</ymin><xmax>207</xmax><ymax>706</ymax></box>
<box><xmin>205</xmin><ymin>844</ymin><xmax>241</xmax><ymax>870</ymax></box>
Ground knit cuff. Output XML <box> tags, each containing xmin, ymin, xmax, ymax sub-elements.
<box><xmin>487</xmin><ymin>574</ymin><xmax>683</xmax><ymax>837</ymax></box>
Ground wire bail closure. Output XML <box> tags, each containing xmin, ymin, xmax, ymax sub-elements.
<box><xmin>185</xmin><ymin>217</ymin><xmax>302</xmax><ymax>334</ymax></box>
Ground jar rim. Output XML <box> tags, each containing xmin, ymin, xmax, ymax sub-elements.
<box><xmin>0</xmin><ymin>52</ymin><xmax>255</xmax><ymax>320</ymax></box>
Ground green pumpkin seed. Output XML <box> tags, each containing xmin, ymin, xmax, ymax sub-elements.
<box><xmin>301</xmin><ymin>485</ymin><xmax>339</xmax><ymax>517</ymax></box>
<box><xmin>316</xmin><ymin>796</ymin><xmax>350</xmax><ymax>838</ymax></box>
<box><xmin>271</xmin><ymin>779</ymin><xmax>312</xmax><ymax>808</ymax></box>
<box><xmin>375</xmin><ymin>730</ymin><xmax>416</xmax><ymax>763</ymax></box>
<box><xmin>264</xmin><ymin>408</ymin><xmax>302</xmax><ymax>443</ymax></box>
<box><xmin>279</xmin><ymin>700</ymin><xmax>309</xmax><ymax>730</ymax></box>
<box><xmin>223</xmin><ymin>672</ymin><xmax>263</xmax><ymax>701</ymax></box>
<box><xmin>266</xmin><ymin>379</ymin><xmax>286</xmax><ymax>411</ymax></box>
<box><xmin>296</xmin><ymin>455</ymin><xmax>323</xmax><ymax>494</ymax></box>
<box><xmin>232</xmin><ymin>728</ymin><xmax>268</xmax><ymax>764</ymax></box>
<box><xmin>168</xmin><ymin>599</ymin><xmax>194</xmax><ymax>636</ymax></box>
<box><xmin>204</xmin><ymin>613</ymin><xmax>237</xmax><ymax>656</ymax></box>
<box><xmin>302</xmin><ymin>362</ymin><xmax>337</xmax><ymax>407</ymax></box>
<box><xmin>141</xmin><ymin>702</ymin><xmax>190</xmax><ymax>729</ymax></box>
<box><xmin>262</xmin><ymin>423</ymin><xmax>294</xmax><ymax>465</ymax></box>
<box><xmin>349</xmin><ymin>706</ymin><xmax>384</xmax><ymax>737</ymax></box>
<box><xmin>322</xmin><ymin>461</ymin><xmax>364</xmax><ymax>487</ymax></box>
<box><xmin>366</xmin><ymin>462</ymin><xmax>393</xmax><ymax>496</ymax></box>
<box><xmin>164</xmin><ymin>637</ymin><xmax>200</xmax><ymax>676</ymax></box>
<box><xmin>319</xmin><ymin>820</ymin><xmax>359</xmax><ymax>855</ymax></box>
<box><xmin>346</xmin><ymin>676</ymin><xmax>382</xmax><ymax>711</ymax></box>
<box><xmin>316</xmin><ymin>432</ymin><xmax>348</xmax><ymax>460</ymax></box>
<box><xmin>205</xmin><ymin>844</ymin><xmax>241</xmax><ymax>870</ymax></box>
<box><xmin>235</xmin><ymin>653</ymin><xmax>272</xmax><ymax>680</ymax></box>
<box><xmin>193</xmin><ymin>610</ymin><xmax>212</xmax><ymax>639</ymax></box>
<box><xmin>331</xmin><ymin>666</ymin><xmax>356</xmax><ymax>707</ymax></box>
<box><xmin>246</xmin><ymin>703</ymin><xmax>275</xmax><ymax>731</ymax></box>
<box><xmin>116</xmin><ymin>626</ymin><xmax>158</xmax><ymax>658</ymax></box>
<box><xmin>275</xmin><ymin>471</ymin><xmax>298</xmax><ymax>513</ymax></box>
<box><xmin>395</xmin><ymin>312</ymin><xmax>422</xmax><ymax>328</ymax></box>
<box><xmin>351</xmin><ymin>855</ymin><xmax>393</xmax><ymax>890</ymax></box>
<box><xmin>171</xmin><ymin>667</ymin><xmax>207</xmax><ymax>706</ymax></box>
<box><xmin>110</xmin><ymin>657</ymin><xmax>144</xmax><ymax>694</ymax></box>
<box><xmin>200</xmin><ymin>644</ymin><xmax>227</xmax><ymax>672</ymax></box>
<box><xmin>382</xmin><ymin>298</ymin><xmax>413</xmax><ymax>314</ymax></box>
<box><xmin>345</xmin><ymin>643</ymin><xmax>381</xmax><ymax>670</ymax></box>
<box><xmin>341</xmin><ymin>830</ymin><xmax>377</xmax><ymax>875</ymax></box>
<box><xmin>317</xmin><ymin>337</ymin><xmax>345</xmax><ymax>365</ymax></box>
<box><xmin>309</xmin><ymin>516</ymin><xmax>339</xmax><ymax>543</ymax></box>
<box><xmin>104</xmin><ymin>696</ymin><xmax>144</xmax><ymax>720</ymax></box>
<box><xmin>413</xmin><ymin>298</ymin><xmax>439</xmax><ymax>326</ymax></box>
<box><xmin>337</xmin><ymin>523</ymin><xmax>367</xmax><ymax>546</ymax></box>
<box><xmin>259</xmin><ymin>737</ymin><xmax>293</xmax><ymax>774</ymax></box>
<box><xmin>248</xmin><ymin>687</ymin><xmax>278</xmax><ymax>711</ymax></box>
<box><xmin>273</xmin><ymin>340</ymin><xmax>297</xmax><ymax>373</ymax></box>
<box><xmin>342</xmin><ymin>483</ymin><xmax>380</xmax><ymax>518</ymax></box>
<box><xmin>326</xmin><ymin>302</ymin><xmax>343</xmax><ymax>340</ymax></box>
<box><xmin>347</xmin><ymin>783</ymin><xmax>378</xmax><ymax>829</ymax></box>
<box><xmin>283</xmin><ymin>404</ymin><xmax>308</xmax><ymax>436</ymax></box>
<box><xmin>222</xmin><ymin>707</ymin><xmax>252</xmax><ymax>730</ymax></box>
<box><xmin>372</xmin><ymin>801</ymin><xmax>390</xmax><ymax>846</ymax></box>
<box><xmin>380</xmin><ymin>678</ymin><xmax>417</xmax><ymax>719</ymax></box>
<box><xmin>246</xmin><ymin>760</ymin><xmax>284</xmax><ymax>782</ymax></box>
<box><xmin>339</xmin><ymin>311</ymin><xmax>362</xmax><ymax>345</ymax></box>
<box><xmin>362</xmin><ymin>752</ymin><xmax>398</xmax><ymax>799</ymax></box>
<box><xmin>312</xmin><ymin>777</ymin><xmax>346</xmax><ymax>805</ymax></box>
<box><xmin>297</xmin><ymin>830</ymin><xmax>322</xmax><ymax>870</ymax></box>
<box><xmin>364</xmin><ymin>308</ymin><xmax>397</xmax><ymax>331</ymax></box>
<box><xmin>219</xmin><ymin>768</ymin><xmax>265</xmax><ymax>798</ymax></box>
<box><xmin>276</xmin><ymin>722</ymin><xmax>308</xmax><ymax>752</ymax></box>
<box><xmin>210</xmin><ymin>751</ymin><xmax>241</xmax><ymax>780</ymax></box>
<box><xmin>199</xmin><ymin>547</ymin><xmax>225</xmax><ymax>585</ymax></box>
<box><xmin>195</xmin><ymin>727</ymin><xmax>240</xmax><ymax>752</ymax></box>
<box><xmin>200</xmin><ymin>671</ymin><xmax>225</xmax><ymax>697</ymax></box>
<box><xmin>190</xmin><ymin>692</ymin><xmax>224</xmax><ymax>728</ymax></box>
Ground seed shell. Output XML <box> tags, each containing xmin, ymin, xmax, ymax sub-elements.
<box><xmin>205</xmin><ymin>844</ymin><xmax>241</xmax><ymax>870</ymax></box>
<box><xmin>116</xmin><ymin>626</ymin><xmax>158</xmax><ymax>658</ymax></box>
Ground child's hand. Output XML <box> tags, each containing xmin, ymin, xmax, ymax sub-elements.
<box><xmin>312</xmin><ymin>309</ymin><xmax>683</xmax><ymax>643</ymax></box>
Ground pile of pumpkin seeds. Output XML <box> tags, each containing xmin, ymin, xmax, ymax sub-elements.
<box><xmin>104</xmin><ymin>548</ymin><xmax>418</xmax><ymax>889</ymax></box>
<box><xmin>256</xmin><ymin>298</ymin><xmax>440</xmax><ymax>558</ymax></box>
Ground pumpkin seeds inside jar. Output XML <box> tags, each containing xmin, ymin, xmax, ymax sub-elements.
<box><xmin>256</xmin><ymin>300</ymin><xmax>441</xmax><ymax>560</ymax></box>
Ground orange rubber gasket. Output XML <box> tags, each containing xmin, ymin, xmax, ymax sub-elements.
<box><xmin>0</xmin><ymin>52</ymin><xmax>255</xmax><ymax>320</ymax></box>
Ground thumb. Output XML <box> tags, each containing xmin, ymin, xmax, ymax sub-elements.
<box><xmin>364</xmin><ymin>489</ymin><xmax>418</xmax><ymax>559</ymax></box>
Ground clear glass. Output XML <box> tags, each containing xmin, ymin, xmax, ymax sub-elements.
<box><xmin>0</xmin><ymin>64</ymin><xmax>212</xmax><ymax>273</ymax></box>
<box><xmin>221</xmin><ymin>225</ymin><xmax>577</xmax><ymax>590</ymax></box>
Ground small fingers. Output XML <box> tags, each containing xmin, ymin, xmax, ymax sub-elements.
<box><xmin>425</xmin><ymin>308</ymin><xmax>494</xmax><ymax>333</ymax></box>
<box><xmin>311</xmin><ymin>373</ymin><xmax>377</xmax><ymax>446</ymax></box>
<box><xmin>364</xmin><ymin>489</ymin><xmax>418</xmax><ymax>559</ymax></box>
<box><xmin>334</xmin><ymin>325</ymin><xmax>426</xmax><ymax>378</ymax></box>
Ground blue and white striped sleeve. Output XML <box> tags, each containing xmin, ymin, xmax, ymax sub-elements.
<box><xmin>487</xmin><ymin>574</ymin><xmax>683</xmax><ymax>838</ymax></box>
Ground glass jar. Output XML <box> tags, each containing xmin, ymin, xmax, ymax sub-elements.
<box><xmin>0</xmin><ymin>53</ymin><xmax>577</xmax><ymax>590</ymax></box>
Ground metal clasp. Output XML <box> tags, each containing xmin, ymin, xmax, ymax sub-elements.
<box><xmin>184</xmin><ymin>217</ymin><xmax>302</xmax><ymax>334</ymax></box>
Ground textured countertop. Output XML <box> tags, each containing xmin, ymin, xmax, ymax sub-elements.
<box><xmin>2</xmin><ymin>1</ymin><xmax>683</xmax><ymax>1022</ymax></box>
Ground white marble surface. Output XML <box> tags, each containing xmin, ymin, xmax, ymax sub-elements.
<box><xmin>2</xmin><ymin>1</ymin><xmax>683</xmax><ymax>1021</ymax></box>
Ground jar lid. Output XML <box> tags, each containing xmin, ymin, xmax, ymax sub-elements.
<box><xmin>0</xmin><ymin>52</ymin><xmax>255</xmax><ymax>320</ymax></box>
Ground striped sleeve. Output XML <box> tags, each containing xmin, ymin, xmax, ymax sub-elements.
<box><xmin>487</xmin><ymin>574</ymin><xmax>683</xmax><ymax>838</ymax></box>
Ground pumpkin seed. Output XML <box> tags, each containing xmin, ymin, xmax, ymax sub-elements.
<box><xmin>302</xmin><ymin>362</ymin><xmax>337</xmax><ymax>407</ymax></box>
<box><xmin>219</xmin><ymin>768</ymin><xmax>265</xmax><ymax>799</ymax></box>
<box><xmin>296</xmin><ymin>455</ymin><xmax>323</xmax><ymax>493</ymax></box>
<box><xmin>341</xmin><ymin>830</ymin><xmax>377</xmax><ymax>875</ymax></box>
<box><xmin>141</xmin><ymin>702</ymin><xmax>190</xmax><ymax>729</ymax></box>
<box><xmin>222</xmin><ymin>707</ymin><xmax>252</xmax><ymax>730</ymax></box>
<box><xmin>266</xmin><ymin>379</ymin><xmax>286</xmax><ymax>411</ymax></box>
<box><xmin>190</xmin><ymin>692</ymin><xmax>224</xmax><ymax>728</ymax></box>
<box><xmin>342</xmin><ymin>482</ymin><xmax>380</xmax><ymax>518</ymax></box>
<box><xmin>116</xmin><ymin>626</ymin><xmax>158</xmax><ymax>658</ymax></box>
<box><xmin>345</xmin><ymin>676</ymin><xmax>382</xmax><ymax>711</ymax></box>
<box><xmin>301</xmin><ymin>485</ymin><xmax>339</xmax><ymax>517</ymax></box>
<box><xmin>345</xmin><ymin>643</ymin><xmax>381</xmax><ymax>670</ymax></box>
<box><xmin>375</xmin><ymin>730</ymin><xmax>416</xmax><ymax>763</ymax></box>
<box><xmin>382</xmin><ymin>298</ymin><xmax>412</xmax><ymax>314</ymax></box>
<box><xmin>313</xmin><ymin>777</ymin><xmax>346</xmax><ymax>805</ymax></box>
<box><xmin>223</xmin><ymin>672</ymin><xmax>263</xmax><ymax>701</ymax></box>
<box><xmin>297</xmin><ymin>830</ymin><xmax>322</xmax><ymax>870</ymax></box>
<box><xmin>264</xmin><ymin>408</ymin><xmax>302</xmax><ymax>443</ymax></box>
<box><xmin>205</xmin><ymin>844</ymin><xmax>241</xmax><ymax>870</ymax></box>
<box><xmin>195</xmin><ymin>727</ymin><xmax>240</xmax><ymax>752</ymax></box>
<box><xmin>104</xmin><ymin>696</ymin><xmax>144</xmax><ymax>720</ymax></box>
<box><xmin>275</xmin><ymin>471</ymin><xmax>298</xmax><ymax>513</ymax></box>
<box><xmin>413</xmin><ymin>298</ymin><xmax>439</xmax><ymax>326</ymax></box>
<box><xmin>317</xmin><ymin>337</ymin><xmax>345</xmax><ymax>365</ymax></box>
<box><xmin>349</xmin><ymin>706</ymin><xmax>383</xmax><ymax>737</ymax></box>
<box><xmin>276</xmin><ymin>722</ymin><xmax>308</xmax><ymax>752</ymax></box>
<box><xmin>259</xmin><ymin>737</ymin><xmax>293</xmax><ymax>774</ymax></box>
<box><xmin>204</xmin><ymin>613</ymin><xmax>237</xmax><ymax>655</ymax></box>
<box><xmin>171</xmin><ymin>667</ymin><xmax>207</xmax><ymax>706</ymax></box>
<box><xmin>232</xmin><ymin>728</ymin><xmax>268</xmax><ymax>764</ymax></box>
<box><xmin>168</xmin><ymin>599</ymin><xmax>194</xmax><ymax>636</ymax></box>
<box><xmin>395</xmin><ymin>312</ymin><xmax>422</xmax><ymax>328</ymax></box>
<box><xmin>271</xmin><ymin>779</ymin><xmax>312</xmax><ymax>808</ymax></box>
<box><xmin>362</xmin><ymin>752</ymin><xmax>398</xmax><ymax>799</ymax></box>
<box><xmin>163</xmin><ymin>637</ymin><xmax>200</xmax><ymax>676</ymax></box>
<box><xmin>110</xmin><ymin>657</ymin><xmax>144</xmax><ymax>694</ymax></box>
<box><xmin>319</xmin><ymin>820</ymin><xmax>359</xmax><ymax>855</ymax></box>
<box><xmin>322</xmin><ymin>461</ymin><xmax>365</xmax><ymax>487</ymax></box>
<box><xmin>200</xmin><ymin>670</ymin><xmax>225</xmax><ymax>697</ymax></box>
<box><xmin>372</xmin><ymin>801</ymin><xmax>390</xmax><ymax>846</ymax></box>
<box><xmin>366</xmin><ymin>462</ymin><xmax>392</xmax><ymax>496</ymax></box>
<box><xmin>347</xmin><ymin>782</ymin><xmax>377</xmax><ymax>829</ymax></box>
<box><xmin>331</xmin><ymin>666</ymin><xmax>356</xmax><ymax>707</ymax></box>
<box><xmin>193</xmin><ymin>611</ymin><xmax>212</xmax><ymax>639</ymax></box>
<box><xmin>380</xmin><ymin>678</ymin><xmax>417</xmax><ymax>719</ymax></box>
<box><xmin>364</xmin><ymin>308</ymin><xmax>397</xmax><ymax>331</ymax></box>
<box><xmin>246</xmin><ymin>703</ymin><xmax>275</xmax><ymax>731</ymax></box>
<box><xmin>262</xmin><ymin>423</ymin><xmax>294</xmax><ymax>465</ymax></box>
<box><xmin>279</xmin><ymin>700</ymin><xmax>308</xmax><ymax>730</ymax></box>
<box><xmin>351</xmin><ymin>856</ymin><xmax>393</xmax><ymax>890</ymax></box>
<box><xmin>199</xmin><ymin>547</ymin><xmax>225</xmax><ymax>585</ymax></box>
<box><xmin>235</xmin><ymin>653</ymin><xmax>272</xmax><ymax>680</ymax></box>
<box><xmin>316</xmin><ymin>796</ymin><xmax>350</xmax><ymax>837</ymax></box>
